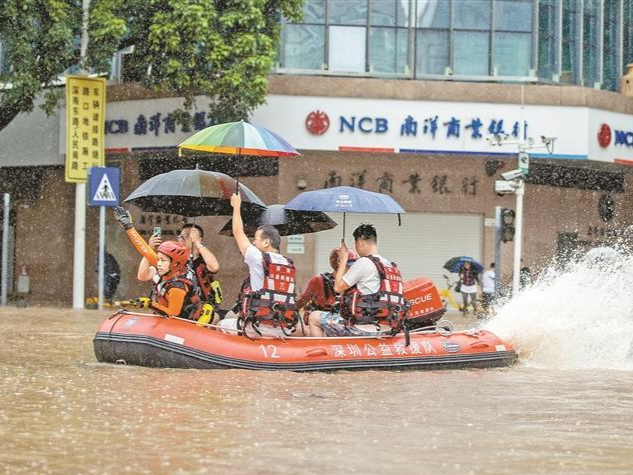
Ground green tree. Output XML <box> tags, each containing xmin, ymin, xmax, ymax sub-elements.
<box><xmin>0</xmin><ymin>0</ymin><xmax>302</xmax><ymax>131</ymax></box>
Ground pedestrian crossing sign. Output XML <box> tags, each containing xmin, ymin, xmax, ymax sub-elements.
<box><xmin>88</xmin><ymin>167</ymin><xmax>120</xmax><ymax>207</ymax></box>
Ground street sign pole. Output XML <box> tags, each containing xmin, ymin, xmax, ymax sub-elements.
<box><xmin>1</xmin><ymin>193</ymin><xmax>10</xmax><ymax>306</ymax></box>
<box><xmin>494</xmin><ymin>206</ymin><xmax>501</xmax><ymax>297</ymax></box>
<box><xmin>98</xmin><ymin>205</ymin><xmax>105</xmax><ymax>310</ymax></box>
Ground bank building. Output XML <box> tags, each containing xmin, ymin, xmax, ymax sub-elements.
<box><xmin>1</xmin><ymin>0</ymin><xmax>633</xmax><ymax>305</ymax></box>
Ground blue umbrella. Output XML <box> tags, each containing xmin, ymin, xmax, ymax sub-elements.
<box><xmin>284</xmin><ymin>186</ymin><xmax>405</xmax><ymax>238</ymax></box>
<box><xmin>443</xmin><ymin>256</ymin><xmax>484</xmax><ymax>273</ymax></box>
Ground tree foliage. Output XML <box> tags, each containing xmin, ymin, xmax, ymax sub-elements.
<box><xmin>0</xmin><ymin>0</ymin><xmax>302</xmax><ymax>131</ymax></box>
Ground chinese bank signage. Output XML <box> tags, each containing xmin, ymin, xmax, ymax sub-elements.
<box><xmin>59</xmin><ymin>94</ymin><xmax>633</xmax><ymax>165</ymax></box>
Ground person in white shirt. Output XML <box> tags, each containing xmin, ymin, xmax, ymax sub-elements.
<box><xmin>481</xmin><ymin>262</ymin><xmax>496</xmax><ymax>313</ymax></box>
<box><xmin>220</xmin><ymin>193</ymin><xmax>305</xmax><ymax>337</ymax></box>
<box><xmin>308</xmin><ymin>223</ymin><xmax>394</xmax><ymax>337</ymax></box>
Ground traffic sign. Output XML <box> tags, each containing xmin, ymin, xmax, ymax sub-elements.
<box><xmin>518</xmin><ymin>151</ymin><xmax>530</xmax><ymax>175</ymax></box>
<box><xmin>88</xmin><ymin>167</ymin><xmax>120</xmax><ymax>207</ymax></box>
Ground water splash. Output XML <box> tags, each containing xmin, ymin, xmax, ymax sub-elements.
<box><xmin>485</xmin><ymin>247</ymin><xmax>633</xmax><ymax>370</ymax></box>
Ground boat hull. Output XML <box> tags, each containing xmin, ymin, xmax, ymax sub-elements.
<box><xmin>94</xmin><ymin>312</ymin><xmax>517</xmax><ymax>371</ymax></box>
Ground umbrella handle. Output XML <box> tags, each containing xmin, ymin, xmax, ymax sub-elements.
<box><xmin>235</xmin><ymin>175</ymin><xmax>240</xmax><ymax>195</ymax></box>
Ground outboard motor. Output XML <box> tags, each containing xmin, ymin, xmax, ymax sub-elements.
<box><xmin>403</xmin><ymin>278</ymin><xmax>445</xmax><ymax>328</ymax></box>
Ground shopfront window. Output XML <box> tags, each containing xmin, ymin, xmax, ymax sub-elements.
<box><xmin>416</xmin><ymin>29</ymin><xmax>449</xmax><ymax>75</ymax></box>
<box><xmin>603</xmin><ymin>0</ymin><xmax>620</xmax><ymax>91</ymax></box>
<box><xmin>329</xmin><ymin>0</ymin><xmax>367</xmax><ymax>25</ymax></box>
<box><xmin>582</xmin><ymin>0</ymin><xmax>601</xmax><ymax>87</ymax></box>
<box><xmin>454</xmin><ymin>31</ymin><xmax>490</xmax><ymax>75</ymax></box>
<box><xmin>281</xmin><ymin>24</ymin><xmax>325</xmax><ymax>70</ymax></box>
<box><xmin>493</xmin><ymin>0</ymin><xmax>533</xmax><ymax>76</ymax></box>
<box><xmin>328</xmin><ymin>26</ymin><xmax>366</xmax><ymax>72</ymax></box>
<box><xmin>623</xmin><ymin>1</ymin><xmax>633</xmax><ymax>76</ymax></box>
<box><xmin>369</xmin><ymin>27</ymin><xmax>409</xmax><ymax>73</ymax></box>
<box><xmin>561</xmin><ymin>0</ymin><xmax>580</xmax><ymax>84</ymax></box>
<box><xmin>454</xmin><ymin>0</ymin><xmax>492</xmax><ymax>30</ymax></box>
<box><xmin>454</xmin><ymin>0</ymin><xmax>492</xmax><ymax>75</ymax></box>
<box><xmin>277</xmin><ymin>0</ymin><xmax>629</xmax><ymax>92</ymax></box>
<box><xmin>494</xmin><ymin>32</ymin><xmax>531</xmax><ymax>76</ymax></box>
<box><xmin>538</xmin><ymin>0</ymin><xmax>559</xmax><ymax>81</ymax></box>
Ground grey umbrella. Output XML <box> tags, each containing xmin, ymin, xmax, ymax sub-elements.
<box><xmin>219</xmin><ymin>204</ymin><xmax>337</xmax><ymax>237</ymax></box>
<box><xmin>124</xmin><ymin>169</ymin><xmax>265</xmax><ymax>217</ymax></box>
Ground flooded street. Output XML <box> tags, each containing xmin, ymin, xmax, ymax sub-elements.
<box><xmin>1</xmin><ymin>307</ymin><xmax>632</xmax><ymax>474</ymax></box>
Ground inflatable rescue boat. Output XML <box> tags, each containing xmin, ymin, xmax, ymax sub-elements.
<box><xmin>93</xmin><ymin>277</ymin><xmax>517</xmax><ymax>371</ymax></box>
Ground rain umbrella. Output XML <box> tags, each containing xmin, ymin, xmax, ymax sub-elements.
<box><xmin>178</xmin><ymin>120</ymin><xmax>301</xmax><ymax>158</ymax></box>
<box><xmin>124</xmin><ymin>169</ymin><xmax>265</xmax><ymax>217</ymax></box>
<box><xmin>178</xmin><ymin>120</ymin><xmax>301</xmax><ymax>192</ymax></box>
<box><xmin>218</xmin><ymin>204</ymin><xmax>337</xmax><ymax>237</ymax></box>
<box><xmin>443</xmin><ymin>256</ymin><xmax>483</xmax><ymax>273</ymax></box>
<box><xmin>284</xmin><ymin>186</ymin><xmax>405</xmax><ymax>239</ymax></box>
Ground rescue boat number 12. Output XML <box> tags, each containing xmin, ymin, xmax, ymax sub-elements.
<box><xmin>259</xmin><ymin>344</ymin><xmax>280</xmax><ymax>358</ymax></box>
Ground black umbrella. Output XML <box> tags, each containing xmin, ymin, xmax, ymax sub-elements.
<box><xmin>218</xmin><ymin>204</ymin><xmax>337</xmax><ymax>237</ymax></box>
<box><xmin>124</xmin><ymin>169</ymin><xmax>265</xmax><ymax>217</ymax></box>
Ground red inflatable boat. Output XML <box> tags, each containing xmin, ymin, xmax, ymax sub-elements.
<box><xmin>93</xmin><ymin>311</ymin><xmax>517</xmax><ymax>371</ymax></box>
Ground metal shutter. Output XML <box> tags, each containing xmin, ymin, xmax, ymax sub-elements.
<box><xmin>315</xmin><ymin>212</ymin><xmax>483</xmax><ymax>290</ymax></box>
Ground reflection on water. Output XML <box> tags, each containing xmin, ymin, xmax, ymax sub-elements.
<box><xmin>1</xmin><ymin>307</ymin><xmax>633</xmax><ymax>474</ymax></box>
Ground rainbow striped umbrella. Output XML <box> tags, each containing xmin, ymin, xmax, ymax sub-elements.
<box><xmin>178</xmin><ymin>120</ymin><xmax>300</xmax><ymax>157</ymax></box>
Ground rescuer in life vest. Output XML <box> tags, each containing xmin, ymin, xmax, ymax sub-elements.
<box><xmin>307</xmin><ymin>223</ymin><xmax>407</xmax><ymax>337</ymax></box>
<box><xmin>295</xmin><ymin>247</ymin><xmax>358</xmax><ymax>317</ymax></box>
<box><xmin>137</xmin><ymin>222</ymin><xmax>222</xmax><ymax>325</ymax></box>
<box><xmin>220</xmin><ymin>193</ymin><xmax>306</xmax><ymax>338</ymax></box>
<box><xmin>113</xmin><ymin>207</ymin><xmax>201</xmax><ymax>320</ymax></box>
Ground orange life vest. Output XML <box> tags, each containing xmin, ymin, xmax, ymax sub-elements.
<box><xmin>239</xmin><ymin>253</ymin><xmax>298</xmax><ymax>335</ymax></box>
<box><xmin>340</xmin><ymin>256</ymin><xmax>408</xmax><ymax>332</ymax></box>
<box><xmin>151</xmin><ymin>274</ymin><xmax>201</xmax><ymax>321</ymax></box>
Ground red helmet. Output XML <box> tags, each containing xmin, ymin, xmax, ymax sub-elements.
<box><xmin>329</xmin><ymin>247</ymin><xmax>358</xmax><ymax>271</ymax></box>
<box><xmin>157</xmin><ymin>241</ymin><xmax>188</xmax><ymax>273</ymax></box>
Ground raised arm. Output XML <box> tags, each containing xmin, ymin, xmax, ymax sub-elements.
<box><xmin>230</xmin><ymin>193</ymin><xmax>251</xmax><ymax>256</ymax></box>
<box><xmin>113</xmin><ymin>206</ymin><xmax>158</xmax><ymax>266</ymax></box>
<box><xmin>333</xmin><ymin>242</ymin><xmax>352</xmax><ymax>293</ymax></box>
<box><xmin>190</xmin><ymin>227</ymin><xmax>220</xmax><ymax>273</ymax></box>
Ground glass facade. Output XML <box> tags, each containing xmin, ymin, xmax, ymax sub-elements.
<box><xmin>279</xmin><ymin>0</ymin><xmax>633</xmax><ymax>92</ymax></box>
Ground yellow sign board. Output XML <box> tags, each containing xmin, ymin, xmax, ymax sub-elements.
<box><xmin>65</xmin><ymin>76</ymin><xmax>106</xmax><ymax>183</ymax></box>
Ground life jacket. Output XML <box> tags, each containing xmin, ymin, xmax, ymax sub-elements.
<box><xmin>151</xmin><ymin>273</ymin><xmax>201</xmax><ymax>321</ymax></box>
<box><xmin>239</xmin><ymin>253</ymin><xmax>298</xmax><ymax>336</ymax></box>
<box><xmin>188</xmin><ymin>255</ymin><xmax>222</xmax><ymax>305</ymax></box>
<box><xmin>340</xmin><ymin>256</ymin><xmax>408</xmax><ymax>333</ymax></box>
<box><xmin>318</xmin><ymin>272</ymin><xmax>337</xmax><ymax>310</ymax></box>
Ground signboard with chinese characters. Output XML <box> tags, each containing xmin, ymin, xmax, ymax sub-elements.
<box><xmin>286</xmin><ymin>235</ymin><xmax>305</xmax><ymax>254</ymax></box>
<box><xmin>64</xmin><ymin>76</ymin><xmax>106</xmax><ymax>183</ymax></box>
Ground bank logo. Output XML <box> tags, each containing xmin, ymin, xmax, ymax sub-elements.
<box><xmin>597</xmin><ymin>123</ymin><xmax>612</xmax><ymax>148</ymax></box>
<box><xmin>305</xmin><ymin>110</ymin><xmax>330</xmax><ymax>136</ymax></box>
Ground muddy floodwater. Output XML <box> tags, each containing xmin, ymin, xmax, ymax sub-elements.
<box><xmin>1</xmin><ymin>307</ymin><xmax>633</xmax><ymax>474</ymax></box>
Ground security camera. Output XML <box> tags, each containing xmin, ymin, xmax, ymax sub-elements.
<box><xmin>501</xmin><ymin>169</ymin><xmax>526</xmax><ymax>181</ymax></box>
<box><xmin>541</xmin><ymin>135</ymin><xmax>557</xmax><ymax>144</ymax></box>
<box><xmin>495</xmin><ymin>180</ymin><xmax>517</xmax><ymax>195</ymax></box>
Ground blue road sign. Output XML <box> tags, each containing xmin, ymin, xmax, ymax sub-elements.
<box><xmin>88</xmin><ymin>167</ymin><xmax>120</xmax><ymax>207</ymax></box>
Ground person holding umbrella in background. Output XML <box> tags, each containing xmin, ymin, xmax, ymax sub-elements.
<box><xmin>458</xmin><ymin>260</ymin><xmax>480</xmax><ymax>316</ymax></box>
<box><xmin>221</xmin><ymin>193</ymin><xmax>304</xmax><ymax>337</ymax></box>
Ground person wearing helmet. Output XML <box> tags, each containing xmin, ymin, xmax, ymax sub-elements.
<box><xmin>113</xmin><ymin>207</ymin><xmax>201</xmax><ymax>320</ymax></box>
<box><xmin>136</xmin><ymin>222</ymin><xmax>222</xmax><ymax>324</ymax></box>
<box><xmin>295</xmin><ymin>247</ymin><xmax>358</xmax><ymax>315</ymax></box>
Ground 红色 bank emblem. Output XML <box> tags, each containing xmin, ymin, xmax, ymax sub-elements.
<box><xmin>305</xmin><ymin>110</ymin><xmax>330</xmax><ymax>136</ymax></box>
<box><xmin>597</xmin><ymin>123</ymin><xmax>612</xmax><ymax>148</ymax></box>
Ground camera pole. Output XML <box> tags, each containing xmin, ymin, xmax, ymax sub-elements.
<box><xmin>1</xmin><ymin>193</ymin><xmax>10</xmax><ymax>306</ymax></box>
<box><xmin>512</xmin><ymin>180</ymin><xmax>525</xmax><ymax>296</ymax></box>
<box><xmin>494</xmin><ymin>206</ymin><xmax>501</xmax><ymax>296</ymax></box>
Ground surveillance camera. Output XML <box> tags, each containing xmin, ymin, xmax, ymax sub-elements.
<box><xmin>540</xmin><ymin>135</ymin><xmax>557</xmax><ymax>144</ymax></box>
<box><xmin>495</xmin><ymin>180</ymin><xmax>517</xmax><ymax>195</ymax></box>
<box><xmin>296</xmin><ymin>178</ymin><xmax>308</xmax><ymax>190</ymax></box>
<box><xmin>501</xmin><ymin>169</ymin><xmax>526</xmax><ymax>181</ymax></box>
